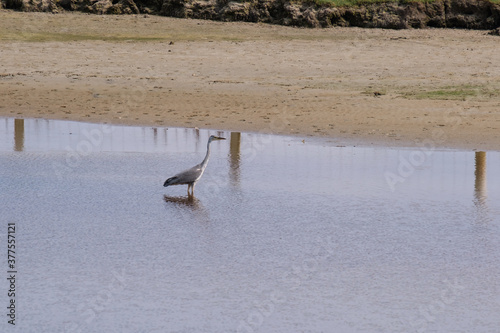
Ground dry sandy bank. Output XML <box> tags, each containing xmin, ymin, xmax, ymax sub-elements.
<box><xmin>1</xmin><ymin>11</ymin><xmax>499</xmax><ymax>150</ymax></box>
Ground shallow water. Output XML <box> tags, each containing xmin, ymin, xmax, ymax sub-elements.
<box><xmin>1</xmin><ymin>118</ymin><xmax>499</xmax><ymax>332</ymax></box>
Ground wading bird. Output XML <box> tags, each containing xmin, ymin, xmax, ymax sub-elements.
<box><xmin>163</xmin><ymin>135</ymin><xmax>226</xmax><ymax>196</ymax></box>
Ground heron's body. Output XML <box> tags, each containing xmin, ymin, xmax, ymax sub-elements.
<box><xmin>163</xmin><ymin>135</ymin><xmax>225</xmax><ymax>196</ymax></box>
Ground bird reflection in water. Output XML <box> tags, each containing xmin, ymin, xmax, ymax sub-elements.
<box><xmin>163</xmin><ymin>195</ymin><xmax>211</xmax><ymax>223</ymax></box>
<box><xmin>163</xmin><ymin>195</ymin><xmax>202</xmax><ymax>209</ymax></box>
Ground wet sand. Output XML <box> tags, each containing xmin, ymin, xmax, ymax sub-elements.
<box><xmin>1</xmin><ymin>10</ymin><xmax>499</xmax><ymax>150</ymax></box>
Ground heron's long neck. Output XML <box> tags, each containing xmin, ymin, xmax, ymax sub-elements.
<box><xmin>200</xmin><ymin>140</ymin><xmax>212</xmax><ymax>170</ymax></box>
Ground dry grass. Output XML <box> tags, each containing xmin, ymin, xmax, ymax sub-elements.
<box><xmin>400</xmin><ymin>84</ymin><xmax>500</xmax><ymax>101</ymax></box>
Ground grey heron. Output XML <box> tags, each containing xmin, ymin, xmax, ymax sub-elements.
<box><xmin>163</xmin><ymin>135</ymin><xmax>226</xmax><ymax>196</ymax></box>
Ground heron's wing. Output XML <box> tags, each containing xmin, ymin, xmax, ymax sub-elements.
<box><xmin>163</xmin><ymin>164</ymin><xmax>202</xmax><ymax>187</ymax></box>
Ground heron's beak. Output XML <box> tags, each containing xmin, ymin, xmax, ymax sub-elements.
<box><xmin>215</xmin><ymin>136</ymin><xmax>226</xmax><ymax>140</ymax></box>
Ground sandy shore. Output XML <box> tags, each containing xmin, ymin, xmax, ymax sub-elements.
<box><xmin>1</xmin><ymin>11</ymin><xmax>499</xmax><ymax>150</ymax></box>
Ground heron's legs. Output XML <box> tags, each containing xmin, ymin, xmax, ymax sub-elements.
<box><xmin>187</xmin><ymin>183</ymin><xmax>195</xmax><ymax>197</ymax></box>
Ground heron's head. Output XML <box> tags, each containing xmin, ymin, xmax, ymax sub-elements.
<box><xmin>209</xmin><ymin>135</ymin><xmax>226</xmax><ymax>142</ymax></box>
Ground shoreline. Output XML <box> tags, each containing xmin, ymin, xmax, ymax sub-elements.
<box><xmin>3</xmin><ymin>113</ymin><xmax>499</xmax><ymax>152</ymax></box>
<box><xmin>1</xmin><ymin>12</ymin><xmax>499</xmax><ymax>151</ymax></box>
<box><xmin>4</xmin><ymin>115</ymin><xmax>499</xmax><ymax>153</ymax></box>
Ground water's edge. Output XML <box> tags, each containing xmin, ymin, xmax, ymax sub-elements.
<box><xmin>5</xmin><ymin>116</ymin><xmax>498</xmax><ymax>153</ymax></box>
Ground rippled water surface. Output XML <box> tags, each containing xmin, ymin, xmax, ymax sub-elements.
<box><xmin>1</xmin><ymin>118</ymin><xmax>499</xmax><ymax>332</ymax></box>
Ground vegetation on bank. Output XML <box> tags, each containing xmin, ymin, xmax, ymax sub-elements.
<box><xmin>306</xmin><ymin>0</ymin><xmax>500</xmax><ymax>5</ymax></box>
<box><xmin>3</xmin><ymin>0</ymin><xmax>500</xmax><ymax>10</ymax></box>
<box><xmin>1</xmin><ymin>0</ymin><xmax>500</xmax><ymax>30</ymax></box>
<box><xmin>307</xmin><ymin>0</ymin><xmax>435</xmax><ymax>6</ymax></box>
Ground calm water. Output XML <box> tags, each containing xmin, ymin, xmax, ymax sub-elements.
<box><xmin>1</xmin><ymin>118</ymin><xmax>499</xmax><ymax>333</ymax></box>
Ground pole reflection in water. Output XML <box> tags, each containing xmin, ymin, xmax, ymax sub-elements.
<box><xmin>229</xmin><ymin>132</ymin><xmax>241</xmax><ymax>185</ymax></box>
<box><xmin>14</xmin><ymin>119</ymin><xmax>24</xmax><ymax>152</ymax></box>
<box><xmin>474</xmin><ymin>151</ymin><xmax>488</xmax><ymax>222</ymax></box>
<box><xmin>152</xmin><ymin>127</ymin><xmax>158</xmax><ymax>145</ymax></box>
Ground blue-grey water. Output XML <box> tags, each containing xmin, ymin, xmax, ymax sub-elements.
<box><xmin>1</xmin><ymin>118</ymin><xmax>499</xmax><ymax>332</ymax></box>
